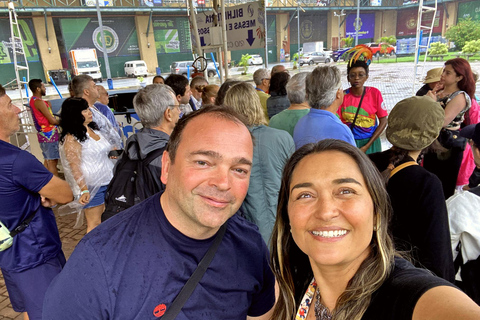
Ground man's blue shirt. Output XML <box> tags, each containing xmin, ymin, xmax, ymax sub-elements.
<box><xmin>293</xmin><ymin>108</ymin><xmax>356</xmax><ymax>149</ymax></box>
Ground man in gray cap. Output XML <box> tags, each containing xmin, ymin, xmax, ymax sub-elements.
<box><xmin>369</xmin><ymin>95</ymin><xmax>455</xmax><ymax>283</ymax></box>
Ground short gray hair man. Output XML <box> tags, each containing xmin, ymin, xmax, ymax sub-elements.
<box><xmin>71</xmin><ymin>74</ymin><xmax>94</xmax><ymax>98</ymax></box>
<box><xmin>306</xmin><ymin>65</ymin><xmax>342</xmax><ymax>109</ymax></box>
<box><xmin>133</xmin><ymin>84</ymin><xmax>177</xmax><ymax>129</ymax></box>
<box><xmin>253</xmin><ymin>68</ymin><xmax>270</xmax><ymax>86</ymax></box>
<box><xmin>286</xmin><ymin>72</ymin><xmax>309</xmax><ymax>104</ymax></box>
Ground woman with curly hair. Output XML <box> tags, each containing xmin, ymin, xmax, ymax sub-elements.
<box><xmin>59</xmin><ymin>98</ymin><xmax>114</xmax><ymax>232</ymax></box>
<box><xmin>270</xmin><ymin>139</ymin><xmax>480</xmax><ymax>320</ymax></box>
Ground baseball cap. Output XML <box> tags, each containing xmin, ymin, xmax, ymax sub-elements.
<box><xmin>386</xmin><ymin>96</ymin><xmax>445</xmax><ymax>150</ymax></box>
<box><xmin>460</xmin><ymin>123</ymin><xmax>480</xmax><ymax>147</ymax></box>
<box><xmin>423</xmin><ymin>68</ymin><xmax>443</xmax><ymax>84</ymax></box>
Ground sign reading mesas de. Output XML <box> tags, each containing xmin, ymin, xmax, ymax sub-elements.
<box><xmin>191</xmin><ymin>0</ymin><xmax>266</xmax><ymax>51</ymax></box>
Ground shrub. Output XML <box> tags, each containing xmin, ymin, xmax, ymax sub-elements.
<box><xmin>428</xmin><ymin>42</ymin><xmax>448</xmax><ymax>55</ymax></box>
<box><xmin>462</xmin><ymin>40</ymin><xmax>480</xmax><ymax>54</ymax></box>
<box><xmin>445</xmin><ymin>18</ymin><xmax>480</xmax><ymax>50</ymax></box>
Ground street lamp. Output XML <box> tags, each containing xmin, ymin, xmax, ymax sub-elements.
<box><xmin>334</xmin><ymin>9</ymin><xmax>346</xmax><ymax>49</ymax></box>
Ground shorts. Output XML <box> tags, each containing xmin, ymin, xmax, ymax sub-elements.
<box><xmin>84</xmin><ymin>185</ymin><xmax>108</xmax><ymax>209</ymax></box>
<box><xmin>39</xmin><ymin>141</ymin><xmax>60</xmax><ymax>160</ymax></box>
<box><xmin>2</xmin><ymin>251</ymin><xmax>66</xmax><ymax>320</ymax></box>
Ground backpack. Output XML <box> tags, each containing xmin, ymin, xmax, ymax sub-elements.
<box><xmin>101</xmin><ymin>140</ymin><xmax>165</xmax><ymax>222</ymax></box>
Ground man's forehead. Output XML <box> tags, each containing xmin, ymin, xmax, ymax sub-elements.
<box><xmin>0</xmin><ymin>94</ymin><xmax>11</xmax><ymax>108</ymax></box>
<box><xmin>182</xmin><ymin>114</ymin><xmax>252</xmax><ymax>149</ymax></box>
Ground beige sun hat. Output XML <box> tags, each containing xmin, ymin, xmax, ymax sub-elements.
<box><xmin>423</xmin><ymin>67</ymin><xmax>443</xmax><ymax>84</ymax></box>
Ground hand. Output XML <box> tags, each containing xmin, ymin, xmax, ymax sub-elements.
<box><xmin>360</xmin><ymin>145</ymin><xmax>369</xmax><ymax>153</ymax></box>
<box><xmin>78</xmin><ymin>193</ymin><xmax>90</xmax><ymax>205</ymax></box>
<box><xmin>463</xmin><ymin>185</ymin><xmax>470</xmax><ymax>191</ymax></box>
<box><xmin>426</xmin><ymin>90</ymin><xmax>437</xmax><ymax>101</ymax></box>
<box><xmin>41</xmin><ymin>196</ymin><xmax>58</xmax><ymax>208</ymax></box>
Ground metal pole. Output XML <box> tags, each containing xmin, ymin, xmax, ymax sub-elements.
<box><xmin>297</xmin><ymin>5</ymin><xmax>300</xmax><ymax>69</ymax></box>
<box><xmin>187</xmin><ymin>0</ymin><xmax>203</xmax><ymax>60</ymax></box>
<box><xmin>355</xmin><ymin>0</ymin><xmax>360</xmax><ymax>45</ymax></box>
<box><xmin>95</xmin><ymin>0</ymin><xmax>112</xmax><ymax>89</ymax></box>
<box><xmin>221</xmin><ymin>0</ymin><xmax>229</xmax><ymax>80</ymax></box>
<box><xmin>264</xmin><ymin>0</ymin><xmax>268</xmax><ymax>67</ymax></box>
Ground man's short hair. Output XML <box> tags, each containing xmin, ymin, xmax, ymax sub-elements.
<box><xmin>306</xmin><ymin>65</ymin><xmax>342</xmax><ymax>109</ymax></box>
<box><xmin>71</xmin><ymin>75</ymin><xmax>94</xmax><ymax>98</ymax></box>
<box><xmin>190</xmin><ymin>76</ymin><xmax>208</xmax><ymax>89</ymax></box>
<box><xmin>28</xmin><ymin>79</ymin><xmax>43</xmax><ymax>93</ymax></box>
<box><xmin>287</xmin><ymin>72</ymin><xmax>308</xmax><ymax>104</ymax></box>
<box><xmin>271</xmin><ymin>65</ymin><xmax>285</xmax><ymax>74</ymax></box>
<box><xmin>133</xmin><ymin>84</ymin><xmax>176</xmax><ymax>129</ymax></box>
<box><xmin>153</xmin><ymin>75</ymin><xmax>164</xmax><ymax>83</ymax></box>
<box><xmin>253</xmin><ymin>68</ymin><xmax>270</xmax><ymax>86</ymax></box>
<box><xmin>0</xmin><ymin>84</ymin><xmax>6</xmax><ymax>97</ymax></box>
<box><xmin>166</xmin><ymin>105</ymin><xmax>250</xmax><ymax>164</ymax></box>
<box><xmin>165</xmin><ymin>74</ymin><xmax>189</xmax><ymax>97</ymax></box>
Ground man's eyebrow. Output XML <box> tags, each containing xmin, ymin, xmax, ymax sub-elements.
<box><xmin>190</xmin><ymin>150</ymin><xmax>252</xmax><ymax>166</ymax></box>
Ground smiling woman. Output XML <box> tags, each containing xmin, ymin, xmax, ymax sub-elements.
<box><xmin>270</xmin><ymin>139</ymin><xmax>480</xmax><ymax>320</ymax></box>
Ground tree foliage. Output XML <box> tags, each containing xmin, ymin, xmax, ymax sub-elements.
<box><xmin>378</xmin><ymin>35</ymin><xmax>397</xmax><ymax>45</ymax></box>
<box><xmin>428</xmin><ymin>42</ymin><xmax>448</xmax><ymax>55</ymax></box>
<box><xmin>462</xmin><ymin>40</ymin><xmax>480</xmax><ymax>54</ymax></box>
<box><xmin>341</xmin><ymin>36</ymin><xmax>354</xmax><ymax>47</ymax></box>
<box><xmin>445</xmin><ymin>18</ymin><xmax>480</xmax><ymax>50</ymax></box>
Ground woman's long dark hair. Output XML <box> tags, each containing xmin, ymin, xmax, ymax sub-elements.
<box><xmin>59</xmin><ymin>98</ymin><xmax>99</xmax><ymax>143</ymax></box>
<box><xmin>269</xmin><ymin>71</ymin><xmax>290</xmax><ymax>96</ymax></box>
<box><xmin>270</xmin><ymin>139</ymin><xmax>395</xmax><ymax>320</ymax></box>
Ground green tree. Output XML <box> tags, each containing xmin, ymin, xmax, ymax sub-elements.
<box><xmin>341</xmin><ymin>36</ymin><xmax>354</xmax><ymax>47</ymax></box>
<box><xmin>238</xmin><ymin>54</ymin><xmax>252</xmax><ymax>75</ymax></box>
<box><xmin>445</xmin><ymin>18</ymin><xmax>480</xmax><ymax>50</ymax></box>
<box><xmin>462</xmin><ymin>40</ymin><xmax>480</xmax><ymax>54</ymax></box>
<box><xmin>378</xmin><ymin>35</ymin><xmax>396</xmax><ymax>54</ymax></box>
<box><xmin>292</xmin><ymin>53</ymin><xmax>299</xmax><ymax>69</ymax></box>
<box><xmin>428</xmin><ymin>42</ymin><xmax>448</xmax><ymax>55</ymax></box>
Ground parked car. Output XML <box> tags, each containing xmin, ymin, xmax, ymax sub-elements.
<box><xmin>170</xmin><ymin>61</ymin><xmax>194</xmax><ymax>76</ymax></box>
<box><xmin>247</xmin><ymin>54</ymin><xmax>263</xmax><ymax>65</ymax></box>
<box><xmin>299</xmin><ymin>51</ymin><xmax>331</xmax><ymax>66</ymax></box>
<box><xmin>206</xmin><ymin>62</ymin><xmax>219</xmax><ymax>77</ymax></box>
<box><xmin>332</xmin><ymin>47</ymin><xmax>352</xmax><ymax>62</ymax></box>
<box><xmin>366</xmin><ymin>42</ymin><xmax>396</xmax><ymax>57</ymax></box>
<box><xmin>124</xmin><ymin>60</ymin><xmax>148</xmax><ymax>78</ymax></box>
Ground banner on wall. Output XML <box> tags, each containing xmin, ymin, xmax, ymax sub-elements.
<box><xmin>152</xmin><ymin>17</ymin><xmax>191</xmax><ymax>54</ymax></box>
<box><xmin>345</xmin><ymin>13</ymin><xmax>375</xmax><ymax>40</ymax></box>
<box><xmin>0</xmin><ymin>19</ymin><xmax>40</xmax><ymax>64</ymax></box>
<box><xmin>458</xmin><ymin>1</ymin><xmax>480</xmax><ymax>21</ymax></box>
<box><xmin>59</xmin><ymin>17</ymin><xmax>139</xmax><ymax>57</ymax></box>
<box><xmin>396</xmin><ymin>8</ymin><xmax>443</xmax><ymax>36</ymax></box>
<box><xmin>290</xmin><ymin>13</ymin><xmax>328</xmax><ymax>44</ymax></box>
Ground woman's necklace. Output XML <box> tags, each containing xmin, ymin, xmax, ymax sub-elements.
<box><xmin>314</xmin><ymin>287</ymin><xmax>333</xmax><ymax>320</ymax></box>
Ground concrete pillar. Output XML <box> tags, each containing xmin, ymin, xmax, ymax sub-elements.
<box><xmin>376</xmin><ymin>11</ymin><xmax>396</xmax><ymax>41</ymax></box>
<box><xmin>31</xmin><ymin>13</ymin><xmax>63</xmax><ymax>81</ymax></box>
<box><xmin>134</xmin><ymin>14</ymin><xmax>158</xmax><ymax>74</ymax></box>
<box><xmin>275</xmin><ymin>13</ymin><xmax>289</xmax><ymax>61</ymax></box>
<box><xmin>443</xmin><ymin>2</ymin><xmax>458</xmax><ymax>37</ymax></box>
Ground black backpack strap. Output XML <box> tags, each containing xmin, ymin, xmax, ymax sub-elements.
<box><xmin>10</xmin><ymin>211</ymin><xmax>36</xmax><ymax>237</ymax></box>
<box><xmin>161</xmin><ymin>223</ymin><xmax>227</xmax><ymax>320</ymax></box>
<box><xmin>142</xmin><ymin>147</ymin><xmax>166</xmax><ymax>166</ymax></box>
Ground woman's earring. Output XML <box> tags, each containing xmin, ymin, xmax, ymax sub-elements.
<box><xmin>373</xmin><ymin>225</ymin><xmax>377</xmax><ymax>232</ymax></box>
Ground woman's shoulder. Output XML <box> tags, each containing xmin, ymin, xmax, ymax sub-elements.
<box><xmin>362</xmin><ymin>257</ymin><xmax>455</xmax><ymax>319</ymax></box>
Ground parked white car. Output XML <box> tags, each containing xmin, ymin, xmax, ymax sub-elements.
<box><xmin>124</xmin><ymin>60</ymin><xmax>148</xmax><ymax>77</ymax></box>
<box><xmin>247</xmin><ymin>54</ymin><xmax>263</xmax><ymax>65</ymax></box>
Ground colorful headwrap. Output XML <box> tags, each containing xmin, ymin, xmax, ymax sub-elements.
<box><xmin>345</xmin><ymin>45</ymin><xmax>373</xmax><ymax>67</ymax></box>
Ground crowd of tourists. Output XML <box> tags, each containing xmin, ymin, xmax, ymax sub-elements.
<box><xmin>1</xmin><ymin>44</ymin><xmax>480</xmax><ymax>320</ymax></box>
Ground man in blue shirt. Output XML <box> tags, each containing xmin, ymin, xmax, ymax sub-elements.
<box><xmin>44</xmin><ymin>105</ymin><xmax>276</xmax><ymax>319</ymax></box>
<box><xmin>0</xmin><ymin>85</ymin><xmax>73</xmax><ymax>320</ymax></box>
<box><xmin>293</xmin><ymin>65</ymin><xmax>355</xmax><ymax>149</ymax></box>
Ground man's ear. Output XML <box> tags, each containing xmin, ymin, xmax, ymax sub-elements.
<box><xmin>176</xmin><ymin>94</ymin><xmax>182</xmax><ymax>103</ymax></box>
<box><xmin>161</xmin><ymin>150</ymin><xmax>170</xmax><ymax>185</ymax></box>
<box><xmin>336</xmin><ymin>87</ymin><xmax>344</xmax><ymax>100</ymax></box>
